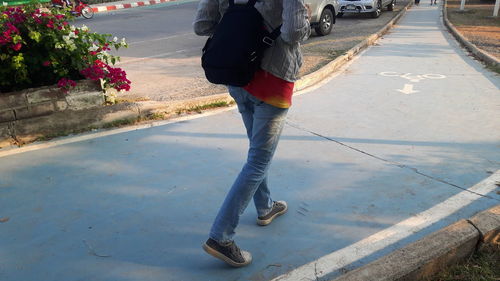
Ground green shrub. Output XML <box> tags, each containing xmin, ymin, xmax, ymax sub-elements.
<box><xmin>0</xmin><ymin>1</ymin><xmax>130</xmax><ymax>93</ymax></box>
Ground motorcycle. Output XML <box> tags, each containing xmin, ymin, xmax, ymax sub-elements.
<box><xmin>51</xmin><ymin>0</ymin><xmax>94</xmax><ymax>19</ymax></box>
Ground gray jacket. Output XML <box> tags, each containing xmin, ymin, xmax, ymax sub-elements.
<box><xmin>193</xmin><ymin>0</ymin><xmax>311</xmax><ymax>82</ymax></box>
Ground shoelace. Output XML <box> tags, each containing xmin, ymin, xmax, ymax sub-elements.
<box><xmin>228</xmin><ymin>242</ymin><xmax>243</xmax><ymax>259</ymax></box>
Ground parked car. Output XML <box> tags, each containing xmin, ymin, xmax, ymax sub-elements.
<box><xmin>307</xmin><ymin>0</ymin><xmax>341</xmax><ymax>36</ymax></box>
<box><xmin>337</xmin><ymin>0</ymin><xmax>395</xmax><ymax>18</ymax></box>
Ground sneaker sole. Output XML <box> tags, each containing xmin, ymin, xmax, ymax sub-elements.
<box><xmin>256</xmin><ymin>204</ymin><xmax>288</xmax><ymax>226</ymax></box>
<box><xmin>202</xmin><ymin>243</ymin><xmax>251</xmax><ymax>267</ymax></box>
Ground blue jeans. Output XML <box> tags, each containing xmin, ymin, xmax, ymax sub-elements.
<box><xmin>209</xmin><ymin>86</ymin><xmax>289</xmax><ymax>244</ymax></box>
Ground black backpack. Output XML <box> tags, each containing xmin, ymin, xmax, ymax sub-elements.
<box><xmin>201</xmin><ymin>0</ymin><xmax>281</xmax><ymax>87</ymax></box>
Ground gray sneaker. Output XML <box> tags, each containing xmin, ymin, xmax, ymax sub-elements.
<box><xmin>203</xmin><ymin>238</ymin><xmax>252</xmax><ymax>267</ymax></box>
<box><xmin>256</xmin><ymin>201</ymin><xmax>288</xmax><ymax>226</ymax></box>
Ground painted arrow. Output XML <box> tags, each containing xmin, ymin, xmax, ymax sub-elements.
<box><xmin>397</xmin><ymin>84</ymin><xmax>419</xmax><ymax>95</ymax></box>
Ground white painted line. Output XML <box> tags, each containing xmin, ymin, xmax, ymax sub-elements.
<box><xmin>117</xmin><ymin>47</ymin><xmax>199</xmax><ymax>65</ymax></box>
<box><xmin>96</xmin><ymin>6</ymin><xmax>107</xmax><ymax>12</ymax></box>
<box><xmin>115</xmin><ymin>4</ymin><xmax>124</xmax><ymax>9</ymax></box>
<box><xmin>379</xmin><ymin>72</ymin><xmax>447</xmax><ymax>82</ymax></box>
<box><xmin>272</xmin><ymin>170</ymin><xmax>500</xmax><ymax>281</ymax></box>
<box><xmin>128</xmin><ymin>33</ymin><xmax>193</xmax><ymax>45</ymax></box>
<box><xmin>0</xmin><ymin>106</ymin><xmax>236</xmax><ymax>158</ymax></box>
<box><xmin>131</xmin><ymin>2</ymin><xmax>138</xmax><ymax>7</ymax></box>
<box><xmin>423</xmin><ymin>74</ymin><xmax>446</xmax><ymax>79</ymax></box>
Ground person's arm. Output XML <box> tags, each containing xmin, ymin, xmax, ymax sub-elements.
<box><xmin>193</xmin><ymin>0</ymin><xmax>221</xmax><ymax>36</ymax></box>
<box><xmin>280</xmin><ymin>0</ymin><xmax>311</xmax><ymax>44</ymax></box>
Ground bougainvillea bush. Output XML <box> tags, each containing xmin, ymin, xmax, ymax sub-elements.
<box><xmin>0</xmin><ymin>2</ymin><xmax>130</xmax><ymax>93</ymax></box>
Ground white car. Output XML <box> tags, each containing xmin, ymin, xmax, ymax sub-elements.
<box><xmin>337</xmin><ymin>0</ymin><xmax>395</xmax><ymax>18</ymax></box>
<box><xmin>307</xmin><ymin>0</ymin><xmax>341</xmax><ymax>36</ymax></box>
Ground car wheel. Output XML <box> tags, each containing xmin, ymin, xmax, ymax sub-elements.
<box><xmin>314</xmin><ymin>8</ymin><xmax>334</xmax><ymax>36</ymax></box>
<box><xmin>337</xmin><ymin>12</ymin><xmax>344</xmax><ymax>18</ymax></box>
<box><xmin>371</xmin><ymin>0</ymin><xmax>382</xmax><ymax>18</ymax></box>
<box><xmin>387</xmin><ymin>0</ymin><xmax>394</xmax><ymax>11</ymax></box>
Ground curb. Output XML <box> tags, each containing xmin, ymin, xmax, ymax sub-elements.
<box><xmin>331</xmin><ymin>203</ymin><xmax>500</xmax><ymax>281</ymax></box>
<box><xmin>442</xmin><ymin>0</ymin><xmax>500</xmax><ymax>68</ymax></box>
<box><xmin>91</xmin><ymin>0</ymin><xmax>176</xmax><ymax>13</ymax></box>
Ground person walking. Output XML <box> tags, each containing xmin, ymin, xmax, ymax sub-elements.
<box><xmin>193</xmin><ymin>0</ymin><xmax>311</xmax><ymax>267</ymax></box>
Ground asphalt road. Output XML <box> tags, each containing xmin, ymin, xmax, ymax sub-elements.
<box><xmin>82</xmin><ymin>0</ymin><xmax>203</xmax><ymax>61</ymax></box>
<box><xmin>78</xmin><ymin>0</ymin><xmax>410</xmax><ymax>102</ymax></box>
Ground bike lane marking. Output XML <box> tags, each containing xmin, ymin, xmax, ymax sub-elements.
<box><xmin>379</xmin><ymin>71</ymin><xmax>447</xmax><ymax>95</ymax></box>
<box><xmin>272</xmin><ymin>171</ymin><xmax>500</xmax><ymax>281</ymax></box>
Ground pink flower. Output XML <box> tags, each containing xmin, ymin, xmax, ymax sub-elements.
<box><xmin>0</xmin><ymin>34</ymin><xmax>10</xmax><ymax>45</ymax></box>
<box><xmin>42</xmin><ymin>61</ymin><xmax>51</xmax><ymax>66</ymax></box>
<box><xmin>46</xmin><ymin>20</ymin><xmax>54</xmax><ymax>29</ymax></box>
<box><xmin>57</xmin><ymin>78</ymin><xmax>77</xmax><ymax>92</ymax></box>
<box><xmin>5</xmin><ymin>23</ymin><xmax>19</xmax><ymax>34</ymax></box>
<box><xmin>11</xmin><ymin>43</ymin><xmax>22</xmax><ymax>51</ymax></box>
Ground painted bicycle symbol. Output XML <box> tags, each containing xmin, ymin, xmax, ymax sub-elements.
<box><xmin>379</xmin><ymin>72</ymin><xmax>447</xmax><ymax>94</ymax></box>
<box><xmin>379</xmin><ymin>72</ymin><xmax>446</xmax><ymax>82</ymax></box>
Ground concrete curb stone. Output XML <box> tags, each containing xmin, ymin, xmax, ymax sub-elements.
<box><xmin>331</xmin><ymin>205</ymin><xmax>500</xmax><ymax>281</ymax></box>
<box><xmin>8</xmin><ymin>102</ymin><xmax>140</xmax><ymax>144</ymax></box>
<box><xmin>469</xmin><ymin>204</ymin><xmax>500</xmax><ymax>248</ymax></box>
<box><xmin>442</xmin><ymin>0</ymin><xmax>500</xmax><ymax>68</ymax></box>
<box><xmin>91</xmin><ymin>0</ymin><xmax>176</xmax><ymax>13</ymax></box>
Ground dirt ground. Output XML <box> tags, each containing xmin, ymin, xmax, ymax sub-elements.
<box><xmin>446</xmin><ymin>0</ymin><xmax>500</xmax><ymax>60</ymax></box>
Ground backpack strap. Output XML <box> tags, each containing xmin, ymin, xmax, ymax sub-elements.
<box><xmin>270</xmin><ymin>25</ymin><xmax>281</xmax><ymax>39</ymax></box>
<box><xmin>228</xmin><ymin>0</ymin><xmax>257</xmax><ymax>6</ymax></box>
<box><xmin>246</xmin><ymin>0</ymin><xmax>257</xmax><ymax>6</ymax></box>
<box><xmin>262</xmin><ymin>25</ymin><xmax>282</xmax><ymax>47</ymax></box>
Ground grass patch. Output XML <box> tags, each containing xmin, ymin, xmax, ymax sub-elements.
<box><xmin>486</xmin><ymin>64</ymin><xmax>500</xmax><ymax>74</ymax></box>
<box><xmin>33</xmin><ymin>126</ymin><xmax>99</xmax><ymax>142</ymax></box>
<box><xmin>425</xmin><ymin>244</ymin><xmax>500</xmax><ymax>281</ymax></box>
<box><xmin>447</xmin><ymin>0</ymin><xmax>500</xmax><ymax>27</ymax></box>
<box><xmin>101</xmin><ymin>118</ymin><xmax>137</xmax><ymax>129</ymax></box>
<box><xmin>176</xmin><ymin>100</ymin><xmax>233</xmax><ymax>115</ymax></box>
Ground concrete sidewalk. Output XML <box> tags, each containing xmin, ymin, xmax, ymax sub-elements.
<box><xmin>0</xmin><ymin>3</ymin><xmax>499</xmax><ymax>281</ymax></box>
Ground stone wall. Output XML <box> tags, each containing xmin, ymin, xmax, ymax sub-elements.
<box><xmin>0</xmin><ymin>80</ymin><xmax>104</xmax><ymax>146</ymax></box>
<box><xmin>0</xmin><ymin>80</ymin><xmax>104</xmax><ymax>123</ymax></box>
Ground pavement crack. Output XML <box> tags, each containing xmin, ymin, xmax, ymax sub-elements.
<box><xmin>286</xmin><ymin>121</ymin><xmax>497</xmax><ymax>201</ymax></box>
<box><xmin>82</xmin><ymin>239</ymin><xmax>111</xmax><ymax>258</ymax></box>
<box><xmin>314</xmin><ymin>262</ymin><xmax>320</xmax><ymax>281</ymax></box>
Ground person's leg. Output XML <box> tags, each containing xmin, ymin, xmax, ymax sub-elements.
<box><xmin>253</xmin><ymin>177</ymin><xmax>273</xmax><ymax>216</ymax></box>
<box><xmin>209</xmin><ymin>87</ymin><xmax>288</xmax><ymax>243</ymax></box>
<box><xmin>226</xmin><ymin>86</ymin><xmax>272</xmax><ymax>217</ymax></box>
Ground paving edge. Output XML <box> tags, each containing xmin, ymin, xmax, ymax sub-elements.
<box><xmin>0</xmin><ymin>1</ymin><xmax>412</xmax><ymax>149</ymax></box>
<box><xmin>330</xmin><ymin>204</ymin><xmax>500</xmax><ymax>281</ymax></box>
<box><xmin>442</xmin><ymin>0</ymin><xmax>500</xmax><ymax>68</ymax></box>
<box><xmin>91</xmin><ymin>0</ymin><xmax>178</xmax><ymax>13</ymax></box>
